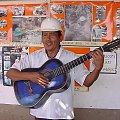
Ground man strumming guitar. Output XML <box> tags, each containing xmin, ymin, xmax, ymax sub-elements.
<box><xmin>6</xmin><ymin>17</ymin><xmax>104</xmax><ymax>120</ymax></box>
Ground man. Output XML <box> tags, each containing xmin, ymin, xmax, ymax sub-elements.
<box><xmin>6</xmin><ymin>17</ymin><xmax>104</xmax><ymax>120</ymax></box>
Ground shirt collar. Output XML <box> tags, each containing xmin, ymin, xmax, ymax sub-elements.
<box><xmin>42</xmin><ymin>46</ymin><xmax>64</xmax><ymax>59</ymax></box>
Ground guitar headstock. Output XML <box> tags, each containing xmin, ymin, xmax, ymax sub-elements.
<box><xmin>102</xmin><ymin>39</ymin><xmax>120</xmax><ymax>52</ymax></box>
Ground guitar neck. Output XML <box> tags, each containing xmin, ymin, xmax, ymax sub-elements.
<box><xmin>53</xmin><ymin>52</ymin><xmax>92</xmax><ymax>76</ymax></box>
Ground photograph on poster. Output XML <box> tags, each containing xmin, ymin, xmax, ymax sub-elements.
<box><xmin>0</xmin><ymin>8</ymin><xmax>7</xmax><ymax>17</ymax></box>
<box><xmin>4</xmin><ymin>70</ymin><xmax>11</xmax><ymax>86</ymax></box>
<box><xmin>92</xmin><ymin>25</ymin><xmax>102</xmax><ymax>41</ymax></box>
<box><xmin>92</xmin><ymin>25</ymin><xmax>107</xmax><ymax>41</ymax></box>
<box><xmin>101</xmin><ymin>26</ymin><xmax>107</xmax><ymax>37</ymax></box>
<box><xmin>116</xmin><ymin>29</ymin><xmax>120</xmax><ymax>39</ymax></box>
<box><xmin>50</xmin><ymin>4</ymin><xmax>64</xmax><ymax>14</ymax></box>
<box><xmin>64</xmin><ymin>4</ymin><xmax>92</xmax><ymax>41</ymax></box>
<box><xmin>12</xmin><ymin>16</ymin><xmax>45</xmax><ymax>43</ymax></box>
<box><xmin>0</xmin><ymin>31</ymin><xmax>7</xmax><ymax>40</ymax></box>
<box><xmin>96</xmin><ymin>6</ymin><xmax>106</xmax><ymax>21</ymax></box>
<box><xmin>33</xmin><ymin>6</ymin><xmax>47</xmax><ymax>16</ymax></box>
<box><xmin>116</xmin><ymin>8</ymin><xmax>120</xmax><ymax>18</ymax></box>
<box><xmin>4</xmin><ymin>61</ymin><xmax>10</xmax><ymax>70</ymax></box>
<box><xmin>4</xmin><ymin>55</ymin><xmax>10</xmax><ymax>61</ymax></box>
<box><xmin>12</xmin><ymin>6</ymin><xmax>25</xmax><ymax>16</ymax></box>
<box><xmin>0</xmin><ymin>20</ymin><xmax>7</xmax><ymax>28</ymax></box>
<box><xmin>116</xmin><ymin>19</ymin><xmax>120</xmax><ymax>28</ymax></box>
<box><xmin>116</xmin><ymin>16</ymin><xmax>120</xmax><ymax>38</ymax></box>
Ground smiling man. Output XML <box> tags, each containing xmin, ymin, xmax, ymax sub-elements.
<box><xmin>6</xmin><ymin>17</ymin><xmax>104</xmax><ymax>120</ymax></box>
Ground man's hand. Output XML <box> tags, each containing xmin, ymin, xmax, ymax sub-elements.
<box><xmin>90</xmin><ymin>49</ymin><xmax>104</xmax><ymax>71</ymax></box>
<box><xmin>30</xmin><ymin>72</ymin><xmax>50</xmax><ymax>88</ymax></box>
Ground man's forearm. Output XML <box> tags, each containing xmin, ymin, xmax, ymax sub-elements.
<box><xmin>6</xmin><ymin>68</ymin><xmax>32</xmax><ymax>82</ymax></box>
<box><xmin>83</xmin><ymin>68</ymin><xmax>101</xmax><ymax>87</ymax></box>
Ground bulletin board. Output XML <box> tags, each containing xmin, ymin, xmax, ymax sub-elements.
<box><xmin>0</xmin><ymin>0</ymin><xmax>119</xmax><ymax>92</ymax></box>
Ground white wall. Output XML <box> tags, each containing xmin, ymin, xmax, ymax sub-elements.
<box><xmin>74</xmin><ymin>48</ymin><xmax>120</xmax><ymax>109</ymax></box>
<box><xmin>0</xmin><ymin>85</ymin><xmax>18</xmax><ymax>105</ymax></box>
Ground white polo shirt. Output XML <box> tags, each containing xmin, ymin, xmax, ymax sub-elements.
<box><xmin>12</xmin><ymin>46</ymin><xmax>90</xmax><ymax>119</ymax></box>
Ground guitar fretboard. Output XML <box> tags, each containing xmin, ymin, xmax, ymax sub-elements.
<box><xmin>53</xmin><ymin>53</ymin><xmax>92</xmax><ymax>76</ymax></box>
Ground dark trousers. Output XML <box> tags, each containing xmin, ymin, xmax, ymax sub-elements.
<box><xmin>35</xmin><ymin>118</ymin><xmax>74</xmax><ymax>120</ymax></box>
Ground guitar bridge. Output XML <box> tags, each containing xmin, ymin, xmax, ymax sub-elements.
<box><xmin>26</xmin><ymin>81</ymin><xmax>33</xmax><ymax>96</ymax></box>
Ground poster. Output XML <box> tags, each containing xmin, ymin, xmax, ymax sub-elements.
<box><xmin>0</xmin><ymin>1</ymin><xmax>115</xmax><ymax>45</ymax></box>
<box><xmin>2</xmin><ymin>46</ymin><xmax>29</xmax><ymax>86</ymax></box>
<box><xmin>50</xmin><ymin>1</ymin><xmax>114</xmax><ymax>43</ymax></box>
<box><xmin>90</xmin><ymin>47</ymin><xmax>117</xmax><ymax>74</ymax></box>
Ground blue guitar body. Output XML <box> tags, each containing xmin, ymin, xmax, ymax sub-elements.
<box><xmin>14</xmin><ymin>59</ymin><xmax>70</xmax><ymax>108</ymax></box>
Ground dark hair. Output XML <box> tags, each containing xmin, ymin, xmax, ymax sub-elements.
<box><xmin>56</xmin><ymin>31</ymin><xmax>62</xmax><ymax>38</ymax></box>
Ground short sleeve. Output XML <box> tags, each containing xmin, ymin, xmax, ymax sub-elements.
<box><xmin>72</xmin><ymin>63</ymin><xmax>90</xmax><ymax>86</ymax></box>
<box><xmin>11</xmin><ymin>54</ymin><xmax>32</xmax><ymax>71</ymax></box>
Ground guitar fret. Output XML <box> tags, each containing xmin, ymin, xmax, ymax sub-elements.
<box><xmin>63</xmin><ymin>65</ymin><xmax>68</xmax><ymax>73</ymax></box>
<box><xmin>54</xmin><ymin>69</ymin><xmax>59</xmax><ymax>76</ymax></box>
<box><xmin>82</xmin><ymin>55</ymin><xmax>87</xmax><ymax>61</ymax></box>
<box><xmin>75</xmin><ymin>58</ymin><xmax>79</xmax><ymax>65</ymax></box>
<box><xmin>81</xmin><ymin>56</ymin><xmax>84</xmax><ymax>63</ymax></box>
<box><xmin>68</xmin><ymin>63</ymin><xmax>71</xmax><ymax>70</ymax></box>
<box><xmin>67</xmin><ymin>63</ymin><xmax>71</xmax><ymax>71</ymax></box>
<box><xmin>77</xmin><ymin>57</ymin><xmax>81</xmax><ymax>65</ymax></box>
<box><xmin>60</xmin><ymin>66</ymin><xmax>64</xmax><ymax>74</ymax></box>
<box><xmin>64</xmin><ymin>65</ymin><xmax>68</xmax><ymax>72</ymax></box>
<box><xmin>73</xmin><ymin>61</ymin><xmax>76</xmax><ymax>67</ymax></box>
<box><xmin>58</xmin><ymin>68</ymin><xmax>62</xmax><ymax>75</ymax></box>
<box><xmin>60</xmin><ymin>66</ymin><xmax>64</xmax><ymax>73</ymax></box>
<box><xmin>69</xmin><ymin>62</ymin><xmax>74</xmax><ymax>69</ymax></box>
<box><xmin>74</xmin><ymin>59</ymin><xmax>79</xmax><ymax>66</ymax></box>
<box><xmin>86</xmin><ymin>53</ymin><xmax>92</xmax><ymax>60</ymax></box>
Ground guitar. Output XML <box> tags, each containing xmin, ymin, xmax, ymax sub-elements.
<box><xmin>14</xmin><ymin>39</ymin><xmax>120</xmax><ymax>108</ymax></box>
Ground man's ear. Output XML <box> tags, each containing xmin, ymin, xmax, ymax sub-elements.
<box><xmin>60</xmin><ymin>34</ymin><xmax>63</xmax><ymax>42</ymax></box>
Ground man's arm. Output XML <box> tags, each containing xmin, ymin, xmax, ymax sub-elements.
<box><xmin>83</xmin><ymin>49</ymin><xmax>104</xmax><ymax>87</ymax></box>
<box><xmin>6</xmin><ymin>68</ymin><xmax>49</xmax><ymax>87</ymax></box>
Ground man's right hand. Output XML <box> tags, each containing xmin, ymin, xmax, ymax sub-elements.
<box><xmin>30</xmin><ymin>72</ymin><xmax>50</xmax><ymax>88</ymax></box>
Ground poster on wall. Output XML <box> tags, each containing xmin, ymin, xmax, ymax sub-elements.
<box><xmin>2</xmin><ymin>46</ymin><xmax>29</xmax><ymax>86</ymax></box>
<box><xmin>0</xmin><ymin>1</ymin><xmax>116</xmax><ymax>46</ymax></box>
<box><xmin>113</xmin><ymin>2</ymin><xmax>120</xmax><ymax>40</ymax></box>
<box><xmin>90</xmin><ymin>47</ymin><xmax>117</xmax><ymax>74</ymax></box>
<box><xmin>0</xmin><ymin>3</ymin><xmax>48</xmax><ymax>44</ymax></box>
<box><xmin>0</xmin><ymin>6</ymin><xmax>12</xmax><ymax>42</ymax></box>
<box><xmin>50</xmin><ymin>1</ymin><xmax>114</xmax><ymax>44</ymax></box>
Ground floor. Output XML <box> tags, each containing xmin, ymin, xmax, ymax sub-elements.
<box><xmin>0</xmin><ymin>104</ymin><xmax>120</xmax><ymax>120</ymax></box>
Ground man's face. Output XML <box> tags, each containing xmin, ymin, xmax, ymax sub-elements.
<box><xmin>42</xmin><ymin>31</ymin><xmax>62</xmax><ymax>52</ymax></box>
